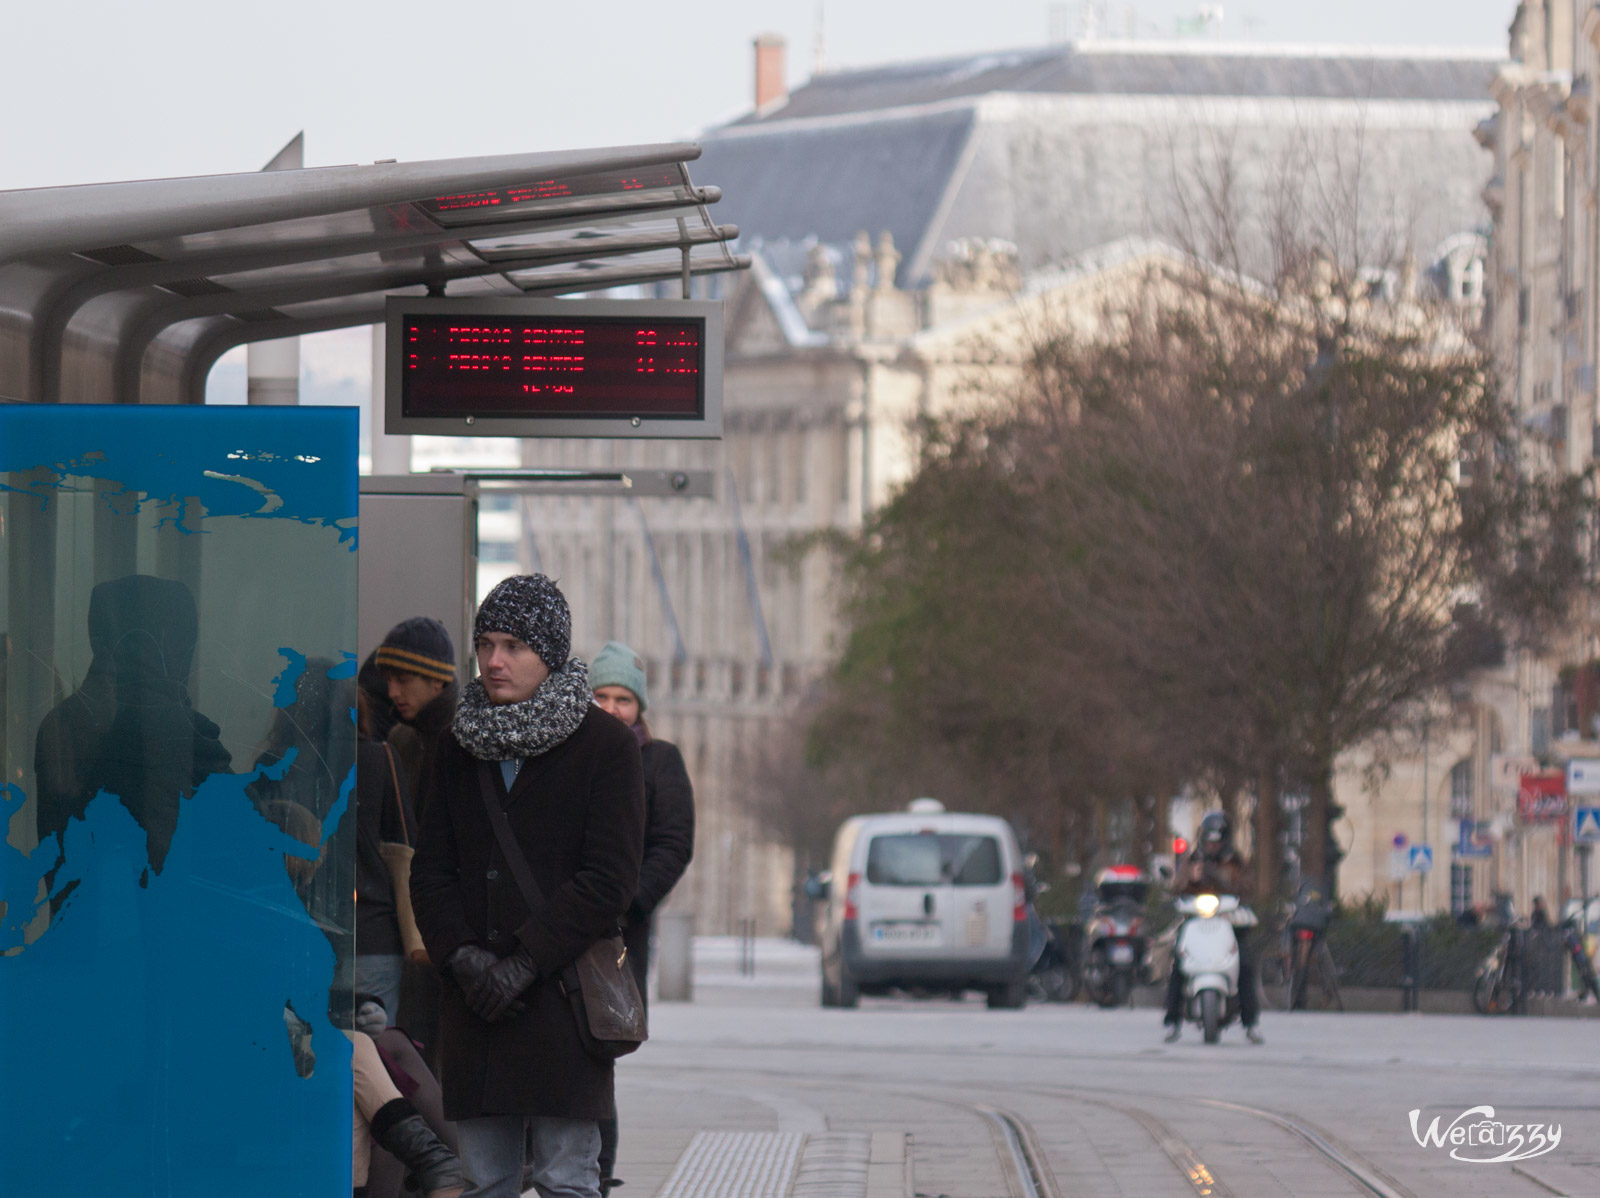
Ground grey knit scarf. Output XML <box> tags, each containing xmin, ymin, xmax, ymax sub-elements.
<box><xmin>452</xmin><ymin>658</ymin><xmax>591</xmax><ymax>762</ymax></box>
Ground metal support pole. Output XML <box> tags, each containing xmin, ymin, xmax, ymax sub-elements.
<box><xmin>1580</xmin><ymin>843</ymin><xmax>1592</xmax><ymax>926</ymax></box>
<box><xmin>1511</xmin><ymin>926</ymin><xmax>1528</xmax><ymax>1016</ymax></box>
<box><xmin>679</xmin><ymin>217</ymin><xmax>692</xmax><ymax>299</ymax></box>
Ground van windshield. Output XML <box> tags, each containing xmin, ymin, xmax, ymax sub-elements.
<box><xmin>865</xmin><ymin>833</ymin><xmax>1003</xmax><ymax>886</ymax></box>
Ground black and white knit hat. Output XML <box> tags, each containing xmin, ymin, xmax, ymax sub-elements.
<box><xmin>474</xmin><ymin>574</ymin><xmax>571</xmax><ymax>670</ymax></box>
<box><xmin>375</xmin><ymin>616</ymin><xmax>456</xmax><ymax>683</ymax></box>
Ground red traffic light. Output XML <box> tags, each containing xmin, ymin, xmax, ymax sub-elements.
<box><xmin>1171</xmin><ymin>837</ymin><xmax>1189</xmax><ymax>856</ymax></box>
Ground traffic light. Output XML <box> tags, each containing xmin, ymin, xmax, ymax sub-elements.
<box><xmin>1172</xmin><ymin>837</ymin><xmax>1189</xmax><ymax>857</ymax></box>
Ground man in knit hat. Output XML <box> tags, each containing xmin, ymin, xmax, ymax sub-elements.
<box><xmin>376</xmin><ymin>616</ymin><xmax>458</xmax><ymax>1055</ymax></box>
<box><xmin>412</xmin><ymin>576</ymin><xmax>644</xmax><ymax>1198</ymax></box>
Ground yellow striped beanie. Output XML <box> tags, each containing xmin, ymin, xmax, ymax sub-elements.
<box><xmin>375</xmin><ymin>616</ymin><xmax>455</xmax><ymax>683</ymax></box>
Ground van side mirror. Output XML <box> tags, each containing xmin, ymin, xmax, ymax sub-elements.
<box><xmin>804</xmin><ymin>871</ymin><xmax>831</xmax><ymax>901</ymax></box>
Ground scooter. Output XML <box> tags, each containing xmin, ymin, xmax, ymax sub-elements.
<box><xmin>1083</xmin><ymin>899</ymin><xmax>1147</xmax><ymax>1007</ymax></box>
<box><xmin>1174</xmin><ymin>892</ymin><xmax>1256</xmax><ymax>1043</ymax></box>
<box><xmin>1082</xmin><ymin>865</ymin><xmax>1150</xmax><ymax>1007</ymax></box>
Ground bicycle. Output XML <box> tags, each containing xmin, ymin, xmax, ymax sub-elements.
<box><xmin>1278</xmin><ymin>880</ymin><xmax>1342</xmax><ymax>1012</ymax></box>
<box><xmin>1472</xmin><ymin>925</ymin><xmax>1522</xmax><ymax>1015</ymax></box>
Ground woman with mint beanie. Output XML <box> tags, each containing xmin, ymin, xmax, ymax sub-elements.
<box><xmin>587</xmin><ymin>641</ymin><xmax>694</xmax><ymax>1193</ymax></box>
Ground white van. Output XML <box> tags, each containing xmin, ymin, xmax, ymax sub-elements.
<box><xmin>816</xmin><ymin>801</ymin><xmax>1030</xmax><ymax>1008</ymax></box>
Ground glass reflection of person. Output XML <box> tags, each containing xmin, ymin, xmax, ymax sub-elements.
<box><xmin>33</xmin><ymin>575</ymin><xmax>231</xmax><ymax>900</ymax></box>
<box><xmin>248</xmin><ymin>660</ymin><xmax>358</xmax><ymax>969</ymax></box>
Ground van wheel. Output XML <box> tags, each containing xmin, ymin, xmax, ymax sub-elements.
<box><xmin>987</xmin><ymin>981</ymin><xmax>1027</xmax><ymax>1010</ymax></box>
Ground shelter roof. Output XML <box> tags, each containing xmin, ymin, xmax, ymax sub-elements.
<box><xmin>0</xmin><ymin>143</ymin><xmax>744</xmax><ymax>404</ymax></box>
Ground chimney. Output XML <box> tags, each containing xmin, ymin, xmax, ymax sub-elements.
<box><xmin>754</xmin><ymin>33</ymin><xmax>787</xmax><ymax>111</ymax></box>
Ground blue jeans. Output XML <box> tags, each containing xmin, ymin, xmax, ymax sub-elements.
<box><xmin>456</xmin><ymin>1115</ymin><xmax>601</xmax><ymax>1198</ymax></box>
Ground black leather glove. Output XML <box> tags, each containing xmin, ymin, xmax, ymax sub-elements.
<box><xmin>469</xmin><ymin>947</ymin><xmax>538</xmax><ymax>1024</ymax></box>
<box><xmin>446</xmin><ymin>945</ymin><xmax>498</xmax><ymax>995</ymax></box>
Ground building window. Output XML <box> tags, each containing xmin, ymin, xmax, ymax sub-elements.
<box><xmin>1450</xmin><ymin>759</ymin><xmax>1473</xmax><ymax>819</ymax></box>
<box><xmin>1450</xmin><ymin>863</ymin><xmax>1474</xmax><ymax>917</ymax></box>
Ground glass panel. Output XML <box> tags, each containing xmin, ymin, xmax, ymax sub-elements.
<box><xmin>1</xmin><ymin>404</ymin><xmax>357</xmax><ymax>1197</ymax></box>
<box><xmin>866</xmin><ymin>834</ymin><xmax>1003</xmax><ymax>886</ymax></box>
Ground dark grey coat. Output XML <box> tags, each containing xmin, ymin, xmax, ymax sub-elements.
<box><xmin>622</xmin><ymin>738</ymin><xmax>695</xmax><ymax>1006</ymax></box>
<box><xmin>411</xmin><ymin>705</ymin><xmax>644</xmax><ymax>1121</ymax></box>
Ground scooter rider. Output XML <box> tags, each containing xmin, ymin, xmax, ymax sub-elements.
<box><xmin>1163</xmin><ymin>812</ymin><xmax>1263</xmax><ymax>1044</ymax></box>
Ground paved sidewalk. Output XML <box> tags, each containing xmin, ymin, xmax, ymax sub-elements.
<box><xmin>613</xmin><ymin>939</ymin><xmax>914</xmax><ymax>1197</ymax></box>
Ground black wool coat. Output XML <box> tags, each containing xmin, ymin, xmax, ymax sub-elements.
<box><xmin>622</xmin><ymin>738</ymin><xmax>695</xmax><ymax>1004</ymax></box>
<box><xmin>411</xmin><ymin>704</ymin><xmax>644</xmax><ymax>1121</ymax></box>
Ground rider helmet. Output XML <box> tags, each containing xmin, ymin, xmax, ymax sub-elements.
<box><xmin>1197</xmin><ymin>811</ymin><xmax>1231</xmax><ymax>860</ymax></box>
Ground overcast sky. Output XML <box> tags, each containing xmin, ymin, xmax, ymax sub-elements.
<box><xmin>4</xmin><ymin>0</ymin><xmax>1520</xmax><ymax>415</ymax></box>
<box><xmin>6</xmin><ymin>0</ymin><xmax>1516</xmax><ymax>192</ymax></box>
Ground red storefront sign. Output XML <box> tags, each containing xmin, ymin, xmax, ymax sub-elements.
<box><xmin>1517</xmin><ymin>771</ymin><xmax>1569</xmax><ymax>822</ymax></box>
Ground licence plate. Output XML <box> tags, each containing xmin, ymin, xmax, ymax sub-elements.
<box><xmin>871</xmin><ymin>921</ymin><xmax>941</xmax><ymax>946</ymax></box>
<box><xmin>1109</xmin><ymin>943</ymin><xmax>1135</xmax><ymax>964</ymax></box>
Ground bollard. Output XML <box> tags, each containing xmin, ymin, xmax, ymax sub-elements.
<box><xmin>740</xmin><ymin>916</ymin><xmax>757</xmax><ymax>977</ymax></box>
<box><xmin>1511</xmin><ymin>926</ymin><xmax>1528</xmax><ymax>1016</ymax></box>
<box><xmin>657</xmin><ymin>912</ymin><xmax>695</xmax><ymax>1002</ymax></box>
<box><xmin>1400</xmin><ymin>925</ymin><xmax>1422</xmax><ymax>1012</ymax></box>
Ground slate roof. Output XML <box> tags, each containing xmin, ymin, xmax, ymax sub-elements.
<box><xmin>730</xmin><ymin>43</ymin><xmax>1502</xmax><ymax>126</ymax></box>
<box><xmin>699</xmin><ymin>40</ymin><xmax>1502</xmax><ymax>291</ymax></box>
<box><xmin>695</xmin><ymin>107</ymin><xmax>974</xmax><ymax>291</ymax></box>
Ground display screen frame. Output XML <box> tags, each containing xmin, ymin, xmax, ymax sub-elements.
<box><xmin>385</xmin><ymin>296</ymin><xmax>723</xmax><ymax>439</ymax></box>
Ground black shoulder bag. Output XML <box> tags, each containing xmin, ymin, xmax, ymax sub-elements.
<box><xmin>475</xmin><ymin>763</ymin><xmax>646</xmax><ymax>1061</ymax></box>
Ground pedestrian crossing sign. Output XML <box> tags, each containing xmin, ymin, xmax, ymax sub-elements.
<box><xmin>1576</xmin><ymin>806</ymin><xmax>1600</xmax><ymax>844</ymax></box>
<box><xmin>1408</xmin><ymin>845</ymin><xmax>1433</xmax><ymax>873</ymax></box>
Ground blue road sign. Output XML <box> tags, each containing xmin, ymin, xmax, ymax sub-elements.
<box><xmin>1576</xmin><ymin>806</ymin><xmax>1600</xmax><ymax>844</ymax></box>
<box><xmin>1456</xmin><ymin>819</ymin><xmax>1493</xmax><ymax>858</ymax></box>
<box><xmin>1409</xmin><ymin>845</ymin><xmax>1434</xmax><ymax>873</ymax></box>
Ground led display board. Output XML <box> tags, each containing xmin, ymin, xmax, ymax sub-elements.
<box><xmin>385</xmin><ymin>297</ymin><xmax>722</xmax><ymax>438</ymax></box>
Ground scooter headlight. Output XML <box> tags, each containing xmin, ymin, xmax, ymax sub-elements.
<box><xmin>1194</xmin><ymin>894</ymin><xmax>1220</xmax><ymax>919</ymax></box>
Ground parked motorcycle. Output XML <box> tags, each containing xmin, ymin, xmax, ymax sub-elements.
<box><xmin>1173</xmin><ymin>892</ymin><xmax>1257</xmax><ymax>1043</ymax></box>
<box><xmin>1026</xmin><ymin>907</ymin><xmax>1079</xmax><ymax>1003</ymax></box>
<box><xmin>1082</xmin><ymin>865</ymin><xmax>1150</xmax><ymax>1008</ymax></box>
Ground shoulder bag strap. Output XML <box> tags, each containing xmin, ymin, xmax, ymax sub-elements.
<box><xmin>382</xmin><ymin>742</ymin><xmax>409</xmax><ymax>849</ymax></box>
<box><xmin>474</xmin><ymin>761</ymin><xmax>548</xmax><ymax>919</ymax></box>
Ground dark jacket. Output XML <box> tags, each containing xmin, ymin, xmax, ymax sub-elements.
<box><xmin>411</xmin><ymin>704</ymin><xmax>644</xmax><ymax>1121</ymax></box>
<box><xmin>387</xmin><ymin>681</ymin><xmax>458</xmax><ymax>827</ymax></box>
<box><xmin>356</xmin><ymin>739</ymin><xmax>417</xmax><ymax>959</ymax></box>
<box><xmin>1176</xmin><ymin>849</ymin><xmax>1250</xmax><ymax>900</ymax></box>
<box><xmin>623</xmin><ymin>738</ymin><xmax>695</xmax><ymax>998</ymax></box>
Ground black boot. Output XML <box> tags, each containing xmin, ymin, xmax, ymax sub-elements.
<box><xmin>370</xmin><ymin>1099</ymin><xmax>466</xmax><ymax>1198</ymax></box>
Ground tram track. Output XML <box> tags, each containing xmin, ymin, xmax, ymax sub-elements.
<box><xmin>634</xmin><ymin>1057</ymin><xmax>1416</xmax><ymax>1198</ymax></box>
<box><xmin>1010</xmin><ymin>1081</ymin><xmax>1415</xmax><ymax>1198</ymax></box>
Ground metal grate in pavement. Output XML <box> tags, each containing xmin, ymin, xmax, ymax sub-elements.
<box><xmin>654</xmin><ymin>1130</ymin><xmax>805</xmax><ymax>1198</ymax></box>
<box><xmin>791</xmin><ymin>1133</ymin><xmax>872</xmax><ymax>1197</ymax></box>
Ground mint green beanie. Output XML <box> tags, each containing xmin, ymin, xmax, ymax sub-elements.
<box><xmin>589</xmin><ymin>641</ymin><xmax>648</xmax><ymax>712</ymax></box>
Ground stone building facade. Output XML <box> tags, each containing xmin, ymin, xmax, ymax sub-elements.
<box><xmin>489</xmin><ymin>37</ymin><xmax>1504</xmax><ymax>935</ymax></box>
<box><xmin>1439</xmin><ymin>0</ymin><xmax>1600</xmax><ymax>923</ymax></box>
